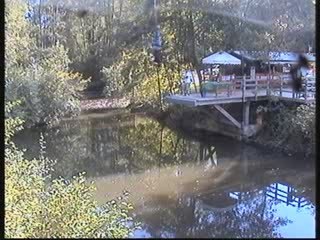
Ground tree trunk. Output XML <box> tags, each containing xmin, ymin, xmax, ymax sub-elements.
<box><xmin>38</xmin><ymin>0</ymin><xmax>43</xmax><ymax>48</ymax></box>
<box><xmin>187</xmin><ymin>9</ymin><xmax>203</xmax><ymax>96</ymax></box>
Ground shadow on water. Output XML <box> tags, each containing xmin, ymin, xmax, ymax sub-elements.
<box><xmin>14</xmin><ymin>110</ymin><xmax>315</xmax><ymax>238</ymax></box>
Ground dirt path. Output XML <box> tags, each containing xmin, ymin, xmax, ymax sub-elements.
<box><xmin>80</xmin><ymin>97</ymin><xmax>130</xmax><ymax>111</ymax></box>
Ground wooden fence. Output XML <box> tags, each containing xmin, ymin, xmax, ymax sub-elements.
<box><xmin>177</xmin><ymin>73</ymin><xmax>316</xmax><ymax>102</ymax></box>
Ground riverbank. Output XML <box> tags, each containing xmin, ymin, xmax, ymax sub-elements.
<box><xmin>248</xmin><ymin>127</ymin><xmax>314</xmax><ymax>158</ymax></box>
<box><xmin>244</xmin><ymin>136</ymin><xmax>309</xmax><ymax>159</ymax></box>
<box><xmin>152</xmin><ymin>105</ymin><xmax>314</xmax><ymax>158</ymax></box>
<box><xmin>252</xmin><ymin>102</ymin><xmax>315</xmax><ymax>157</ymax></box>
<box><xmin>79</xmin><ymin>97</ymin><xmax>314</xmax><ymax>158</ymax></box>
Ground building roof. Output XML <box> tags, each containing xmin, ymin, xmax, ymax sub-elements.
<box><xmin>269</xmin><ymin>52</ymin><xmax>315</xmax><ymax>63</ymax></box>
<box><xmin>232</xmin><ymin>51</ymin><xmax>258</xmax><ymax>61</ymax></box>
<box><xmin>232</xmin><ymin>50</ymin><xmax>315</xmax><ymax>64</ymax></box>
<box><xmin>202</xmin><ymin>51</ymin><xmax>241</xmax><ymax>65</ymax></box>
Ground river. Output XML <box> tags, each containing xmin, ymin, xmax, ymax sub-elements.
<box><xmin>14</xmin><ymin>110</ymin><xmax>315</xmax><ymax>238</ymax></box>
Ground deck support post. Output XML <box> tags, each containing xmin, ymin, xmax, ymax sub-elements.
<box><xmin>244</xmin><ymin>101</ymin><xmax>250</xmax><ymax>127</ymax></box>
<box><xmin>241</xmin><ymin>101</ymin><xmax>251</xmax><ymax>139</ymax></box>
<box><xmin>242</xmin><ymin>75</ymin><xmax>246</xmax><ymax>102</ymax></box>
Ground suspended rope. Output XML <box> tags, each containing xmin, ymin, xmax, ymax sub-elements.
<box><xmin>151</xmin><ymin>0</ymin><xmax>163</xmax><ymax>111</ymax></box>
<box><xmin>152</xmin><ymin>0</ymin><xmax>162</xmax><ymax>60</ymax></box>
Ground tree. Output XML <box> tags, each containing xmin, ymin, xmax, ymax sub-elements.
<box><xmin>6</xmin><ymin>0</ymin><xmax>87</xmax><ymax>127</ymax></box>
<box><xmin>19</xmin><ymin>0</ymin><xmax>314</xmax><ymax>103</ymax></box>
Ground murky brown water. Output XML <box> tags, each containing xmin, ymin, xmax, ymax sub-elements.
<box><xmin>15</xmin><ymin>111</ymin><xmax>315</xmax><ymax>238</ymax></box>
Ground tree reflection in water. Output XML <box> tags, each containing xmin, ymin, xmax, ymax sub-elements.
<box><xmin>14</xmin><ymin>111</ymin><xmax>315</xmax><ymax>238</ymax></box>
<box><xmin>135</xmin><ymin>188</ymin><xmax>294</xmax><ymax>238</ymax></box>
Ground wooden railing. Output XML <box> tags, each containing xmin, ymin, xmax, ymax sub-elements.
<box><xmin>230</xmin><ymin>182</ymin><xmax>311</xmax><ymax>209</ymax></box>
<box><xmin>270</xmin><ymin>76</ymin><xmax>316</xmax><ymax>100</ymax></box>
<box><xmin>178</xmin><ymin>74</ymin><xmax>315</xmax><ymax>101</ymax></box>
<box><xmin>233</xmin><ymin>75</ymin><xmax>279</xmax><ymax>98</ymax></box>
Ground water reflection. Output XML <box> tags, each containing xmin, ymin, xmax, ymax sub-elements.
<box><xmin>14</xmin><ymin>111</ymin><xmax>315</xmax><ymax>238</ymax></box>
<box><xmin>134</xmin><ymin>182</ymin><xmax>314</xmax><ymax>238</ymax></box>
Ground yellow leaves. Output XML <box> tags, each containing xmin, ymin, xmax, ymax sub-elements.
<box><xmin>102</xmin><ymin>46</ymin><xmax>185</xmax><ymax>106</ymax></box>
<box><xmin>5</xmin><ymin>146</ymin><xmax>136</xmax><ymax>238</ymax></box>
<box><xmin>5</xmin><ymin>117</ymin><xmax>24</xmax><ymax>134</ymax></box>
<box><xmin>6</xmin><ymin>40</ymin><xmax>87</xmax><ymax>126</ymax></box>
<box><xmin>56</xmin><ymin>71</ymin><xmax>69</xmax><ymax>80</ymax></box>
<box><xmin>5</xmin><ymin>113</ymin><xmax>136</xmax><ymax>238</ymax></box>
<box><xmin>5</xmin><ymin>156</ymin><xmax>45</xmax><ymax>238</ymax></box>
<box><xmin>5</xmin><ymin>0</ymin><xmax>32</xmax><ymax>66</ymax></box>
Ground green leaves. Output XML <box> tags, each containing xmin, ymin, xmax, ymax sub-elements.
<box><xmin>5</xmin><ymin>1</ymin><xmax>88</xmax><ymax>127</ymax></box>
<box><xmin>261</xmin><ymin>102</ymin><xmax>315</xmax><ymax>155</ymax></box>
<box><xmin>6</xmin><ymin>158</ymin><xmax>136</xmax><ymax>238</ymax></box>
<box><xmin>101</xmin><ymin>47</ymin><xmax>185</xmax><ymax>108</ymax></box>
<box><xmin>6</xmin><ymin>43</ymin><xmax>87</xmax><ymax>127</ymax></box>
<box><xmin>5</xmin><ymin>107</ymin><xmax>137</xmax><ymax>238</ymax></box>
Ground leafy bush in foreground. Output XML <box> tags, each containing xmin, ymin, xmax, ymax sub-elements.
<box><xmin>5</xmin><ymin>102</ymin><xmax>137</xmax><ymax>238</ymax></box>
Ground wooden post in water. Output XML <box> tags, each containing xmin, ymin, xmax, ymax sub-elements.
<box><xmin>304</xmin><ymin>77</ymin><xmax>308</xmax><ymax>101</ymax></box>
<box><xmin>280</xmin><ymin>75</ymin><xmax>283</xmax><ymax>97</ymax></box>
<box><xmin>244</xmin><ymin>101</ymin><xmax>250</xmax><ymax>127</ymax></box>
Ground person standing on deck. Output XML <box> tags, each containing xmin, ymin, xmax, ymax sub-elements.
<box><xmin>291</xmin><ymin>55</ymin><xmax>311</xmax><ymax>98</ymax></box>
<box><xmin>215</xmin><ymin>66</ymin><xmax>221</xmax><ymax>82</ymax></box>
<box><xmin>181</xmin><ymin>70</ymin><xmax>193</xmax><ymax>96</ymax></box>
<box><xmin>309</xmin><ymin>65</ymin><xmax>315</xmax><ymax>76</ymax></box>
<box><xmin>216</xmin><ymin>71</ymin><xmax>221</xmax><ymax>82</ymax></box>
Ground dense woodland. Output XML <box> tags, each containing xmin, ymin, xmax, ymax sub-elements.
<box><xmin>6</xmin><ymin>0</ymin><xmax>315</xmax><ymax>126</ymax></box>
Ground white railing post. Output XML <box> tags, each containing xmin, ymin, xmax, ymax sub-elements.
<box><xmin>242</xmin><ymin>75</ymin><xmax>246</xmax><ymax>101</ymax></box>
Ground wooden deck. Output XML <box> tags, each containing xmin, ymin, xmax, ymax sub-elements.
<box><xmin>166</xmin><ymin>89</ymin><xmax>315</xmax><ymax>107</ymax></box>
<box><xmin>166</xmin><ymin>90</ymin><xmax>268</xmax><ymax>107</ymax></box>
<box><xmin>165</xmin><ymin>76</ymin><xmax>315</xmax><ymax>139</ymax></box>
<box><xmin>165</xmin><ymin>76</ymin><xmax>315</xmax><ymax>107</ymax></box>
<box><xmin>272</xmin><ymin>91</ymin><xmax>315</xmax><ymax>103</ymax></box>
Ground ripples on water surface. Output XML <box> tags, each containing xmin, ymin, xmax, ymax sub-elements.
<box><xmin>15</xmin><ymin>111</ymin><xmax>315</xmax><ymax>238</ymax></box>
